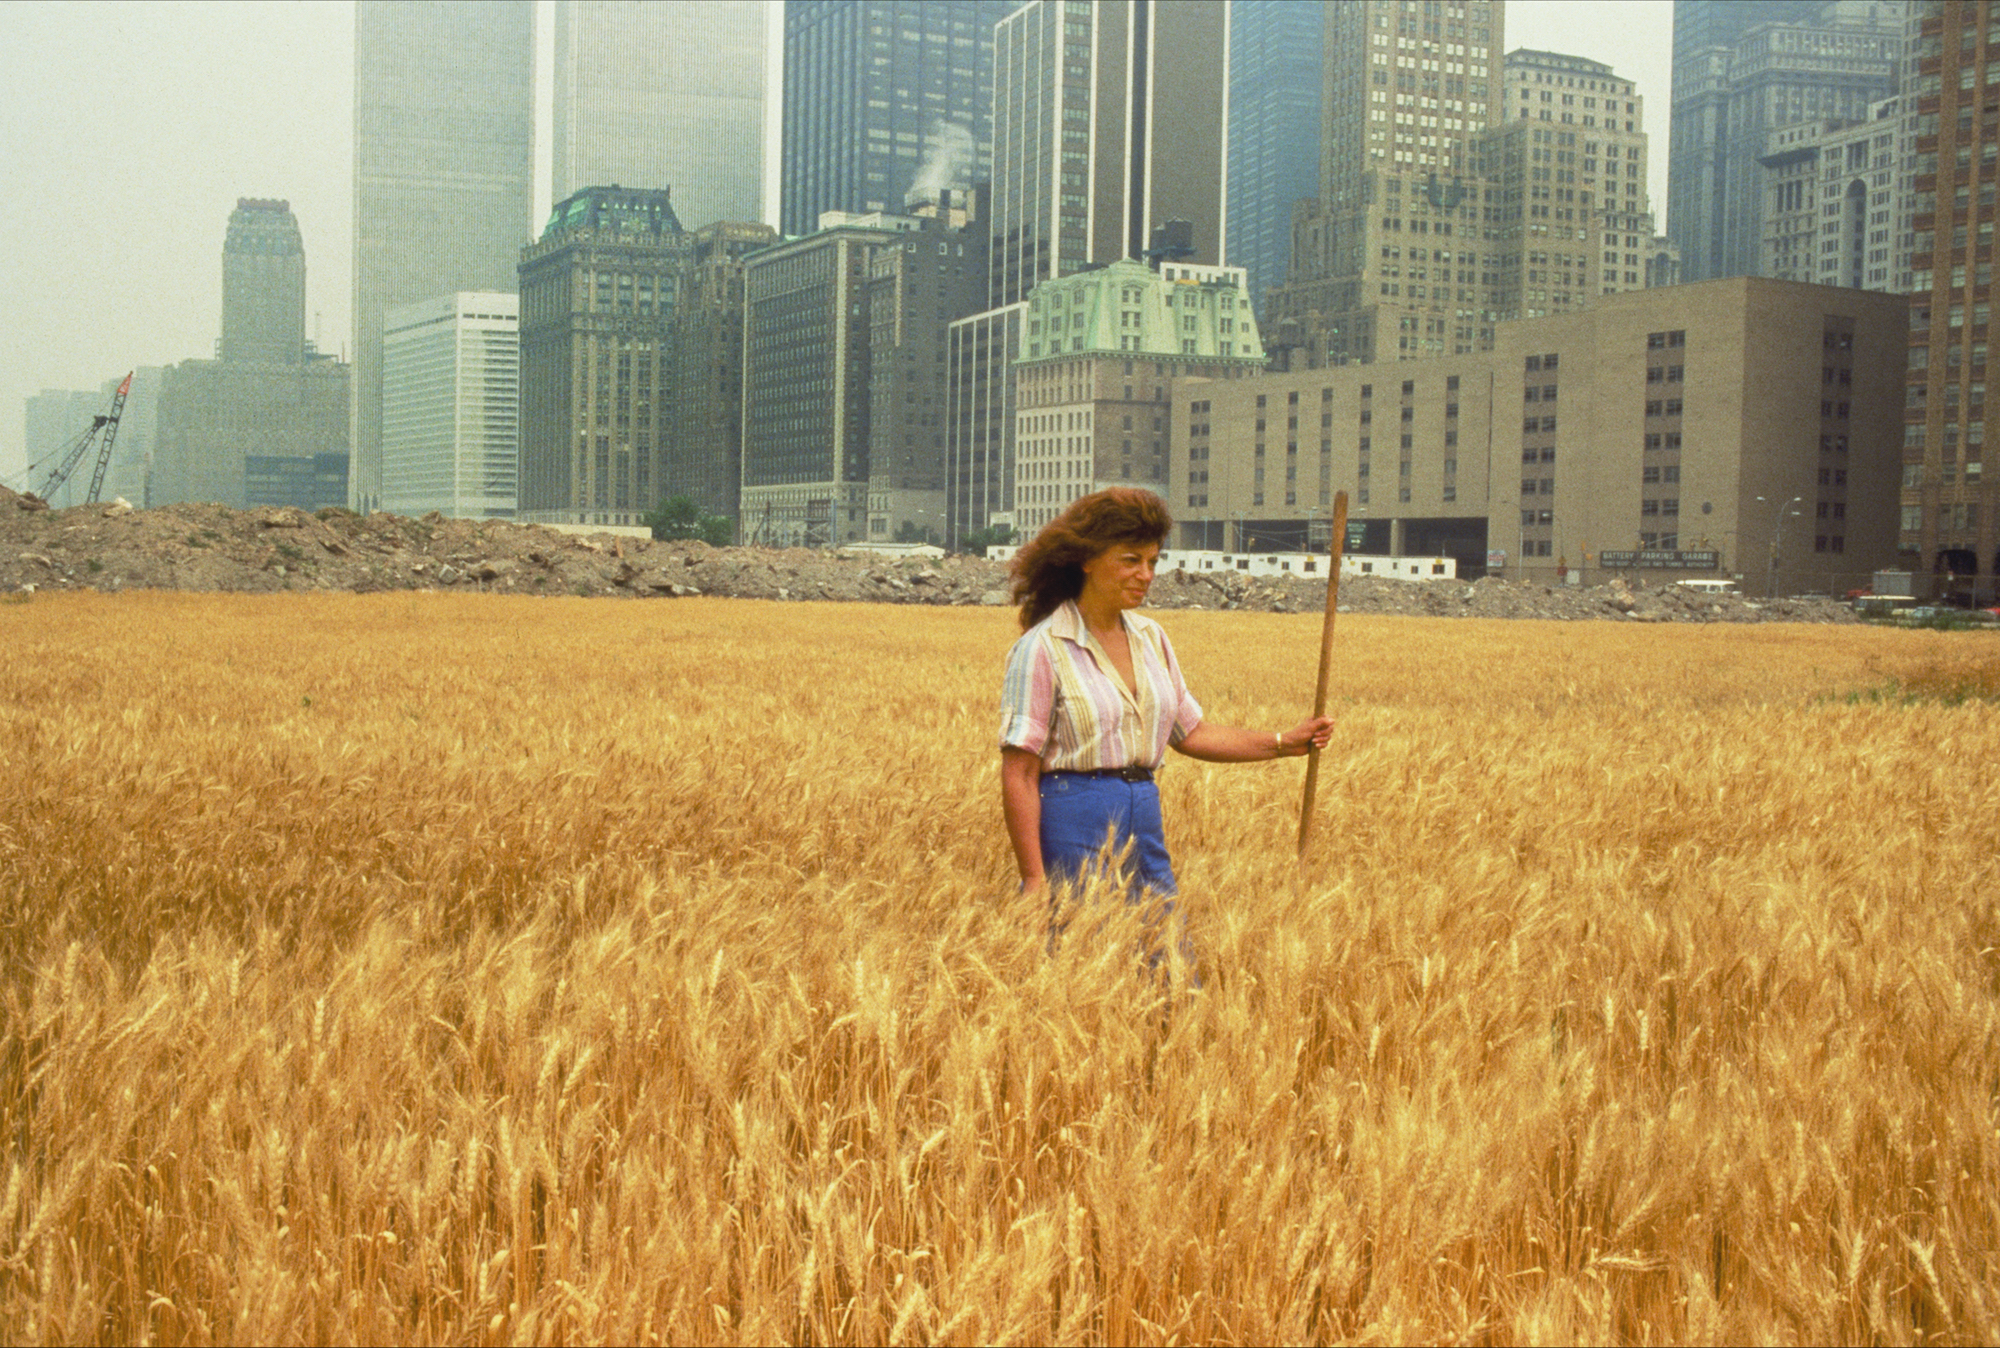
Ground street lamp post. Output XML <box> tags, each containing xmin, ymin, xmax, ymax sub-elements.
<box><xmin>1756</xmin><ymin>494</ymin><xmax>1804</xmax><ymax>598</ymax></box>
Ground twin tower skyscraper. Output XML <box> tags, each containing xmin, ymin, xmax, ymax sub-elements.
<box><xmin>350</xmin><ymin>0</ymin><xmax>767</xmax><ymax>515</ymax></box>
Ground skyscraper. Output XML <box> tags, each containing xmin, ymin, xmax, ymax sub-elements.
<box><xmin>552</xmin><ymin>0</ymin><xmax>766</xmax><ymax>229</ymax></box>
<box><xmin>669</xmin><ymin>220</ymin><xmax>780</xmax><ymax>523</ymax></box>
<box><xmin>154</xmin><ymin>201</ymin><xmax>349</xmax><ymax>513</ymax></box>
<box><xmin>946</xmin><ymin>0</ymin><xmax>1231</xmax><ymax>544</ymax></box>
<box><xmin>864</xmin><ymin>193</ymin><xmax>990</xmax><ymax>542</ymax></box>
<box><xmin>1484</xmin><ymin>48</ymin><xmax>1655</xmax><ymax>317</ymax></box>
<box><xmin>517</xmin><ymin>187</ymin><xmax>692</xmax><ymax>529</ymax></box>
<box><xmin>1759</xmin><ymin>94</ymin><xmax>1917</xmax><ymax>292</ymax></box>
<box><xmin>1666</xmin><ymin>0</ymin><xmax>1902</xmax><ymax>284</ymax></box>
<box><xmin>352</xmin><ymin>0</ymin><xmax>534</xmax><ymax>514</ymax></box>
<box><xmin>987</xmin><ymin>0</ymin><xmax>1230</xmax><ymax>310</ymax></box>
<box><xmin>780</xmin><ymin>0</ymin><xmax>1015</xmax><ymax>236</ymax></box>
<box><xmin>1225</xmin><ymin>0</ymin><xmax>1324</xmax><ymax>316</ymax></box>
<box><xmin>221</xmin><ymin>199</ymin><xmax>306</xmax><ymax>365</ymax></box>
<box><xmin>1268</xmin><ymin>0</ymin><xmax>1505</xmax><ymax>366</ymax></box>
<box><xmin>1667</xmin><ymin>0</ymin><xmax>1817</xmax><ymax>283</ymax></box>
<box><xmin>381</xmin><ymin>293</ymin><xmax>520</xmax><ymax>520</ymax></box>
<box><xmin>739</xmin><ymin>214</ymin><xmax>921</xmax><ymax>547</ymax></box>
<box><xmin>1901</xmin><ymin>0</ymin><xmax>1998</xmax><ymax>605</ymax></box>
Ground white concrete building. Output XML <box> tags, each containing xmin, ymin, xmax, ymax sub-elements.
<box><xmin>381</xmin><ymin>293</ymin><xmax>519</xmax><ymax>520</ymax></box>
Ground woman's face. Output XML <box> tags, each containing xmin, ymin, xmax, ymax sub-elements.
<box><xmin>1080</xmin><ymin>539</ymin><xmax>1160</xmax><ymax>613</ymax></box>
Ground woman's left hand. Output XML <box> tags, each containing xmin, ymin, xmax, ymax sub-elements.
<box><xmin>1279</xmin><ymin>716</ymin><xmax>1336</xmax><ymax>756</ymax></box>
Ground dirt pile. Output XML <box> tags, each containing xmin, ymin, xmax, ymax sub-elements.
<box><xmin>0</xmin><ymin>491</ymin><xmax>1857</xmax><ymax>624</ymax></box>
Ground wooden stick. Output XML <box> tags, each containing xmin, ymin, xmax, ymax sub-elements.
<box><xmin>1297</xmin><ymin>490</ymin><xmax>1349</xmax><ymax>859</ymax></box>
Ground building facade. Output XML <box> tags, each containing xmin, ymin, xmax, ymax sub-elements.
<box><xmin>352</xmin><ymin>0</ymin><xmax>534</xmax><ymax>513</ymax></box>
<box><xmin>154</xmin><ymin>201</ymin><xmax>350</xmax><ymax>511</ymax></box>
<box><xmin>1667</xmin><ymin>0</ymin><xmax>1821</xmax><ymax>283</ymax></box>
<box><xmin>740</xmin><ymin>211</ymin><xmax>952</xmax><ymax>547</ymax></box>
<box><xmin>551</xmin><ymin>0</ymin><xmax>766</xmax><ymax>230</ymax></box>
<box><xmin>864</xmin><ymin>193</ymin><xmax>989</xmax><ymax>542</ymax></box>
<box><xmin>380</xmin><ymin>292</ymin><xmax>519</xmax><ymax>520</ymax></box>
<box><xmin>518</xmin><ymin>187</ymin><xmax>692</xmax><ymax>529</ymax></box>
<box><xmin>1667</xmin><ymin>0</ymin><xmax>1903</xmax><ymax>285</ymax></box>
<box><xmin>1902</xmin><ymin>0</ymin><xmax>2000</xmax><ymax>602</ymax></box>
<box><xmin>945</xmin><ymin>302</ymin><xmax>1026</xmax><ymax>545</ymax></box>
<box><xmin>947</xmin><ymin>0</ymin><xmax>1231</xmax><ymax>546</ymax></box>
<box><xmin>221</xmin><ymin>199</ymin><xmax>307</xmax><ymax>365</ymax></box>
<box><xmin>987</xmin><ymin>0</ymin><xmax>1228</xmax><ymax>310</ymax></box>
<box><xmin>781</xmin><ymin>0</ymin><xmax>1014</xmax><ymax>236</ymax></box>
<box><xmin>668</xmin><ymin>220</ymin><xmax>779</xmax><ymax>524</ymax></box>
<box><xmin>153</xmin><ymin>360</ymin><xmax>350</xmax><ymax>512</ymax></box>
<box><xmin>1760</xmin><ymin>95</ymin><xmax>1919</xmax><ymax>292</ymax></box>
<box><xmin>1266</xmin><ymin>0</ymin><xmax>1506</xmax><ymax>366</ymax></box>
<box><xmin>1174</xmin><ymin>277</ymin><xmax>1910</xmax><ymax>597</ymax></box>
<box><xmin>1647</xmin><ymin>234</ymin><xmax>1684</xmax><ymax>289</ymax></box>
<box><xmin>1493</xmin><ymin>49</ymin><xmax>1655</xmax><ymax>309</ymax></box>
<box><xmin>1225</xmin><ymin>0</ymin><xmax>1324</xmax><ymax>316</ymax></box>
<box><xmin>1013</xmin><ymin>258</ymin><xmax>1267</xmax><ymax>535</ymax></box>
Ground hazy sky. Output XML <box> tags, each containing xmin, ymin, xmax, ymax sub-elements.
<box><xmin>0</xmin><ymin>0</ymin><xmax>1673</xmax><ymax>483</ymax></box>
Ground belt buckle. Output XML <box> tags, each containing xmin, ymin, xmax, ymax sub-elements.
<box><xmin>1118</xmin><ymin>765</ymin><xmax>1148</xmax><ymax>782</ymax></box>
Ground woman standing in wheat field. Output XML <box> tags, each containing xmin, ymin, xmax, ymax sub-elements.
<box><xmin>999</xmin><ymin>488</ymin><xmax>1334</xmax><ymax>956</ymax></box>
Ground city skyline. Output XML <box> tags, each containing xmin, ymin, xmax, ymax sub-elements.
<box><xmin>0</xmin><ymin>0</ymin><xmax>1673</xmax><ymax>481</ymax></box>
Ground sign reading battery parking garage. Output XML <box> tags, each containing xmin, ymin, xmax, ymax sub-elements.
<box><xmin>1598</xmin><ymin>549</ymin><xmax>1721</xmax><ymax>570</ymax></box>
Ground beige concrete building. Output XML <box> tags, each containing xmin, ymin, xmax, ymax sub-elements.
<box><xmin>1013</xmin><ymin>258</ymin><xmax>1266</xmax><ymax>535</ymax></box>
<box><xmin>1492</xmin><ymin>49</ymin><xmax>1656</xmax><ymax>312</ymax></box>
<box><xmin>1173</xmin><ymin>276</ymin><xmax>1909</xmax><ymax>596</ymax></box>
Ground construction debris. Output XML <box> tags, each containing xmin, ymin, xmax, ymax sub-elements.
<box><xmin>0</xmin><ymin>487</ymin><xmax>1857</xmax><ymax>624</ymax></box>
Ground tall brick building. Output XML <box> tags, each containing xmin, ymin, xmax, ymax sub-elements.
<box><xmin>1904</xmin><ymin>0</ymin><xmax>2000</xmax><ymax>602</ymax></box>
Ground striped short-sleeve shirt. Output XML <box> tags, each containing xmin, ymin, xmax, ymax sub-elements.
<box><xmin>999</xmin><ymin>600</ymin><xmax>1204</xmax><ymax>772</ymax></box>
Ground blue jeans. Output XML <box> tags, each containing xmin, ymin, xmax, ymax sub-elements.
<box><xmin>1038</xmin><ymin>772</ymin><xmax>1194</xmax><ymax>973</ymax></box>
<box><xmin>1038</xmin><ymin>772</ymin><xmax>1179</xmax><ymax>896</ymax></box>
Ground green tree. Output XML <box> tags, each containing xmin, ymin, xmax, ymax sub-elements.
<box><xmin>646</xmin><ymin>495</ymin><xmax>734</xmax><ymax>546</ymax></box>
<box><xmin>958</xmin><ymin>524</ymin><xmax>1016</xmax><ymax>556</ymax></box>
<box><xmin>893</xmin><ymin>520</ymin><xmax>940</xmax><ymax>545</ymax></box>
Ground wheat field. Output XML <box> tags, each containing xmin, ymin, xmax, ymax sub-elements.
<box><xmin>0</xmin><ymin>590</ymin><xmax>1996</xmax><ymax>1345</ymax></box>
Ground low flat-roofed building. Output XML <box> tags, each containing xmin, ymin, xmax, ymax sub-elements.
<box><xmin>1172</xmin><ymin>275</ymin><xmax>1908</xmax><ymax>596</ymax></box>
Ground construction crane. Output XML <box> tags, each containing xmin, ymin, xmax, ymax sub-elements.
<box><xmin>32</xmin><ymin>372</ymin><xmax>131</xmax><ymax>505</ymax></box>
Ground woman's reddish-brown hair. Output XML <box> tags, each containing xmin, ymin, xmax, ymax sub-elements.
<box><xmin>1009</xmin><ymin>488</ymin><xmax>1172</xmax><ymax>630</ymax></box>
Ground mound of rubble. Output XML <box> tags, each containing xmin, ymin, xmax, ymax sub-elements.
<box><xmin>0</xmin><ymin>485</ymin><xmax>1856</xmax><ymax>624</ymax></box>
